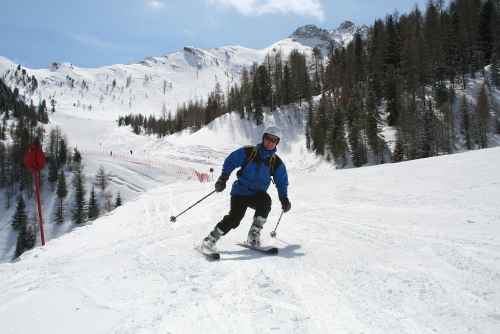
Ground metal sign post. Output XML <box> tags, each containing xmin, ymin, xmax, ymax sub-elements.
<box><xmin>23</xmin><ymin>141</ymin><xmax>46</xmax><ymax>246</ymax></box>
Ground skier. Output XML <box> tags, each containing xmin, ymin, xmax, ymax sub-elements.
<box><xmin>202</xmin><ymin>125</ymin><xmax>291</xmax><ymax>249</ymax></box>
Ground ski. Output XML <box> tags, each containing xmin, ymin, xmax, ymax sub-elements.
<box><xmin>236</xmin><ymin>242</ymin><xmax>278</xmax><ymax>254</ymax></box>
<box><xmin>194</xmin><ymin>245</ymin><xmax>220</xmax><ymax>260</ymax></box>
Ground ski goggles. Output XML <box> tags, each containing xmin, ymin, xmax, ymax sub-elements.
<box><xmin>264</xmin><ymin>134</ymin><xmax>279</xmax><ymax>144</ymax></box>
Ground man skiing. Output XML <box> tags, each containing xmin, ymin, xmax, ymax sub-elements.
<box><xmin>202</xmin><ymin>125</ymin><xmax>291</xmax><ymax>249</ymax></box>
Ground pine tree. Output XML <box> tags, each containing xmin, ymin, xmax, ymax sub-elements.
<box><xmin>256</xmin><ymin>64</ymin><xmax>272</xmax><ymax>108</ymax></box>
<box><xmin>438</xmin><ymin>104</ymin><xmax>455</xmax><ymax>155</ymax></box>
<box><xmin>346</xmin><ymin>95</ymin><xmax>368</xmax><ymax>167</ymax></box>
<box><xmin>233</xmin><ymin>84</ymin><xmax>244</xmax><ymax>119</ymax></box>
<box><xmin>213</xmin><ymin>82</ymin><xmax>224</xmax><ymax>118</ymax></box>
<box><xmin>474</xmin><ymin>84</ymin><xmax>491</xmax><ymax>148</ymax></box>
<box><xmin>46</xmin><ymin>127</ymin><xmax>61</xmax><ymax>163</ymax></box>
<box><xmin>323</xmin><ymin>40</ymin><xmax>336</xmax><ymax>92</ymax></box>
<box><xmin>115</xmin><ymin>191</ymin><xmax>123</xmax><ymax>208</ymax></box>
<box><xmin>251</xmin><ymin>67</ymin><xmax>264</xmax><ymax>125</ymax></box>
<box><xmin>73</xmin><ymin>147</ymin><xmax>82</xmax><ymax>164</ymax></box>
<box><xmin>55</xmin><ymin>170</ymin><xmax>68</xmax><ymax>224</ymax></box>
<box><xmin>272</xmin><ymin>49</ymin><xmax>284</xmax><ymax>108</ymax></box>
<box><xmin>384</xmin><ymin>14</ymin><xmax>402</xmax><ymax>69</ymax></box>
<box><xmin>329</xmin><ymin>103</ymin><xmax>349</xmax><ymax>167</ymax></box>
<box><xmin>50</xmin><ymin>99</ymin><xmax>56</xmax><ymax>113</ymax></box>
<box><xmin>305</xmin><ymin>101</ymin><xmax>314</xmax><ymax>150</ymax></box>
<box><xmin>13</xmin><ymin>194</ymin><xmax>36</xmax><ymax>259</ymax></box>
<box><xmin>353</xmin><ymin>32</ymin><xmax>366</xmax><ymax>83</ymax></box>
<box><xmin>54</xmin><ymin>201</ymin><xmax>64</xmax><ymax>224</ymax></box>
<box><xmin>240</xmin><ymin>68</ymin><xmax>252</xmax><ymax>119</ymax></box>
<box><xmin>13</xmin><ymin>221</ymin><xmax>36</xmax><ymax>259</ymax></box>
<box><xmin>282</xmin><ymin>64</ymin><xmax>291</xmax><ymax>105</ymax></box>
<box><xmin>421</xmin><ymin>102</ymin><xmax>436</xmax><ymax>158</ymax></box>
<box><xmin>312</xmin><ymin>93</ymin><xmax>328</xmax><ymax>155</ymax></box>
<box><xmin>478</xmin><ymin>0</ymin><xmax>494</xmax><ymax>65</ymax></box>
<box><xmin>422</xmin><ymin>2</ymin><xmax>441</xmax><ymax>85</ymax></box>
<box><xmin>102</xmin><ymin>190</ymin><xmax>114</xmax><ymax>213</ymax></box>
<box><xmin>0</xmin><ymin>118</ymin><xmax>7</xmax><ymax>140</ymax></box>
<box><xmin>262</xmin><ymin>52</ymin><xmax>276</xmax><ymax>110</ymax></box>
<box><xmin>58</xmin><ymin>137</ymin><xmax>68</xmax><ymax>166</ymax></box>
<box><xmin>493</xmin><ymin>103</ymin><xmax>500</xmax><ymax>135</ymax></box>
<box><xmin>47</xmin><ymin>160</ymin><xmax>59</xmax><ymax>192</ymax></box>
<box><xmin>288</xmin><ymin>49</ymin><xmax>310</xmax><ymax>105</ymax></box>
<box><xmin>0</xmin><ymin>141</ymin><xmax>7</xmax><ymax>188</ymax></box>
<box><xmin>456</xmin><ymin>0</ymin><xmax>481</xmax><ymax>78</ymax></box>
<box><xmin>367</xmin><ymin>19</ymin><xmax>385</xmax><ymax>102</ymax></box>
<box><xmin>392</xmin><ymin>129</ymin><xmax>405</xmax><ymax>162</ymax></box>
<box><xmin>491</xmin><ymin>54</ymin><xmax>500</xmax><ymax>88</ymax></box>
<box><xmin>12</xmin><ymin>194</ymin><xmax>28</xmax><ymax>231</ymax></box>
<box><xmin>310</xmin><ymin>47</ymin><xmax>325</xmax><ymax>95</ymax></box>
<box><xmin>72</xmin><ymin>164</ymin><xmax>87</xmax><ymax>224</ymax></box>
<box><xmin>87</xmin><ymin>186</ymin><xmax>100</xmax><ymax>220</ymax></box>
<box><xmin>365</xmin><ymin>90</ymin><xmax>385</xmax><ymax>164</ymax></box>
<box><xmin>37</xmin><ymin>99</ymin><xmax>49</xmax><ymax>124</ymax></box>
<box><xmin>384</xmin><ymin>65</ymin><xmax>400</xmax><ymax>126</ymax></box>
<box><xmin>95</xmin><ymin>164</ymin><xmax>110</xmax><ymax>192</ymax></box>
<box><xmin>204</xmin><ymin>95</ymin><xmax>214</xmax><ymax>125</ymax></box>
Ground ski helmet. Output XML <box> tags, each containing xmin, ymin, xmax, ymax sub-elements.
<box><xmin>263</xmin><ymin>125</ymin><xmax>282</xmax><ymax>140</ymax></box>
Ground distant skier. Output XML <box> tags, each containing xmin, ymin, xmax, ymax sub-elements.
<box><xmin>201</xmin><ymin>125</ymin><xmax>291</xmax><ymax>249</ymax></box>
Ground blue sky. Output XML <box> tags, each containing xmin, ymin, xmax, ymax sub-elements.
<box><xmin>1</xmin><ymin>0</ymin><xmax>432</xmax><ymax>69</ymax></box>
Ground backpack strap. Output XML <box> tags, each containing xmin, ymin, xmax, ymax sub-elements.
<box><xmin>266</xmin><ymin>153</ymin><xmax>282</xmax><ymax>182</ymax></box>
<box><xmin>237</xmin><ymin>145</ymin><xmax>259</xmax><ymax>177</ymax></box>
<box><xmin>267</xmin><ymin>153</ymin><xmax>277</xmax><ymax>175</ymax></box>
<box><xmin>236</xmin><ymin>145</ymin><xmax>282</xmax><ymax>177</ymax></box>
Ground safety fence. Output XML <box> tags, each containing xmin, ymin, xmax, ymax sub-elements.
<box><xmin>81</xmin><ymin>150</ymin><xmax>211</xmax><ymax>183</ymax></box>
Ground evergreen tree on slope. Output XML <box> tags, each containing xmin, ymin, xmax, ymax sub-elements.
<box><xmin>72</xmin><ymin>165</ymin><xmax>87</xmax><ymax>224</ymax></box>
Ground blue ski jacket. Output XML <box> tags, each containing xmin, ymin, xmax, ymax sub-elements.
<box><xmin>221</xmin><ymin>143</ymin><xmax>288</xmax><ymax>198</ymax></box>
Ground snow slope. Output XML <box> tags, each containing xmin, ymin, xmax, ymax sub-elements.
<box><xmin>0</xmin><ymin>37</ymin><xmax>313</xmax><ymax>123</ymax></box>
<box><xmin>1</xmin><ymin>104</ymin><xmax>500</xmax><ymax>333</ymax></box>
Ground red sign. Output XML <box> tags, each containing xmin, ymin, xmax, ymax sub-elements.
<box><xmin>24</xmin><ymin>145</ymin><xmax>46</xmax><ymax>172</ymax></box>
<box><xmin>24</xmin><ymin>141</ymin><xmax>46</xmax><ymax>246</ymax></box>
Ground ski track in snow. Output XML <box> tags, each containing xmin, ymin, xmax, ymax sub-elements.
<box><xmin>0</xmin><ymin>107</ymin><xmax>500</xmax><ymax>333</ymax></box>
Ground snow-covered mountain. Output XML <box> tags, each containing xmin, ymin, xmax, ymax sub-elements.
<box><xmin>0</xmin><ymin>21</ymin><xmax>365</xmax><ymax>121</ymax></box>
<box><xmin>289</xmin><ymin>21</ymin><xmax>369</xmax><ymax>56</ymax></box>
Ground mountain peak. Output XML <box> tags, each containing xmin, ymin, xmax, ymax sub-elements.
<box><xmin>289</xmin><ymin>24</ymin><xmax>331</xmax><ymax>42</ymax></box>
<box><xmin>288</xmin><ymin>22</ymin><xmax>368</xmax><ymax>56</ymax></box>
<box><xmin>338</xmin><ymin>20</ymin><xmax>355</xmax><ymax>30</ymax></box>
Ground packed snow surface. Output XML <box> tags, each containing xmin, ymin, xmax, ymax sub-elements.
<box><xmin>1</xmin><ymin>105</ymin><xmax>500</xmax><ymax>334</ymax></box>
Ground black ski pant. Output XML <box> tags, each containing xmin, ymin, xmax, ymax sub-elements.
<box><xmin>215</xmin><ymin>191</ymin><xmax>272</xmax><ymax>234</ymax></box>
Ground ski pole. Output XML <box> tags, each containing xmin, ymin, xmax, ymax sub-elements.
<box><xmin>270</xmin><ymin>210</ymin><xmax>284</xmax><ymax>238</ymax></box>
<box><xmin>170</xmin><ymin>190</ymin><xmax>216</xmax><ymax>222</ymax></box>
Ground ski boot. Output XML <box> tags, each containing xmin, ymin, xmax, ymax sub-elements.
<box><xmin>202</xmin><ymin>227</ymin><xmax>224</xmax><ymax>249</ymax></box>
<box><xmin>247</xmin><ymin>216</ymin><xmax>266</xmax><ymax>247</ymax></box>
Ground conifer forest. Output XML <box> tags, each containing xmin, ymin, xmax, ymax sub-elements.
<box><xmin>119</xmin><ymin>0</ymin><xmax>500</xmax><ymax>166</ymax></box>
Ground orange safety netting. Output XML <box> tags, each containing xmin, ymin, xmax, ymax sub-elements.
<box><xmin>81</xmin><ymin>150</ymin><xmax>211</xmax><ymax>183</ymax></box>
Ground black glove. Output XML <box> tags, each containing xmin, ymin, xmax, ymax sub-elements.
<box><xmin>279</xmin><ymin>196</ymin><xmax>291</xmax><ymax>213</ymax></box>
<box><xmin>215</xmin><ymin>174</ymin><xmax>228</xmax><ymax>192</ymax></box>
